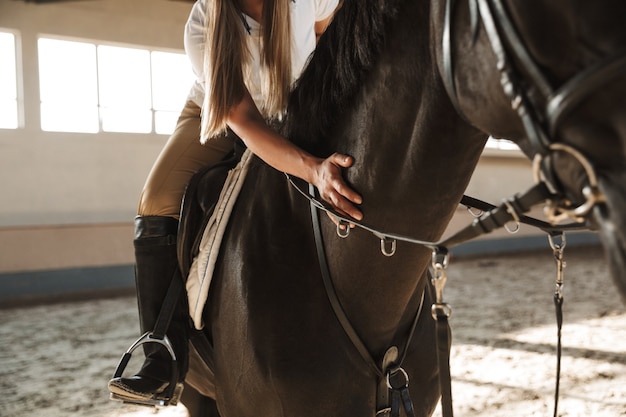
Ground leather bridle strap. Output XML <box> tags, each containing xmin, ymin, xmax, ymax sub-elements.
<box><xmin>486</xmin><ymin>0</ymin><xmax>626</xmax><ymax>140</ymax></box>
<box><xmin>445</xmin><ymin>0</ymin><xmax>626</xmax><ymax>157</ymax></box>
<box><xmin>435</xmin><ymin>312</ymin><xmax>453</xmax><ymax>417</ymax></box>
<box><xmin>484</xmin><ymin>0</ymin><xmax>553</xmax><ymax>99</ymax></box>
<box><xmin>441</xmin><ymin>0</ymin><xmax>464</xmax><ymax>118</ymax></box>
<box><xmin>443</xmin><ymin>0</ymin><xmax>554</xmax><ymax>153</ymax></box>
<box><xmin>553</xmin><ymin>290</ymin><xmax>564</xmax><ymax>417</ymax></box>
<box><xmin>474</xmin><ymin>0</ymin><xmax>552</xmax><ymax>153</ymax></box>
<box><xmin>439</xmin><ymin>183</ymin><xmax>586</xmax><ymax>249</ymax></box>
<box><xmin>546</xmin><ymin>51</ymin><xmax>626</xmax><ymax>136</ymax></box>
<box><xmin>484</xmin><ymin>0</ymin><xmax>626</xmax><ymax>152</ymax></box>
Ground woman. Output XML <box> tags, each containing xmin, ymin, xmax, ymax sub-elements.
<box><xmin>108</xmin><ymin>0</ymin><xmax>361</xmax><ymax>402</ymax></box>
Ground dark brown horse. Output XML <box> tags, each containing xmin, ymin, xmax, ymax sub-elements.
<box><xmin>179</xmin><ymin>0</ymin><xmax>626</xmax><ymax>416</ymax></box>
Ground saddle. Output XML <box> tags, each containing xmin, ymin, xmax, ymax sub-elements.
<box><xmin>177</xmin><ymin>139</ymin><xmax>248</xmax><ymax>399</ymax></box>
<box><xmin>109</xmin><ymin>141</ymin><xmax>247</xmax><ymax>407</ymax></box>
<box><xmin>178</xmin><ymin>139</ymin><xmax>247</xmax><ymax>280</ymax></box>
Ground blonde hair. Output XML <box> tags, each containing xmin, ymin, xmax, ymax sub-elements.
<box><xmin>201</xmin><ymin>0</ymin><xmax>292</xmax><ymax>142</ymax></box>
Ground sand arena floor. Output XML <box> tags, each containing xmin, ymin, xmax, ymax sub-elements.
<box><xmin>1</xmin><ymin>245</ymin><xmax>624</xmax><ymax>417</ymax></box>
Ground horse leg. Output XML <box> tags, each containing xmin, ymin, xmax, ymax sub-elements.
<box><xmin>179</xmin><ymin>334</ymin><xmax>220</xmax><ymax>415</ymax></box>
<box><xmin>181</xmin><ymin>384</ymin><xmax>220</xmax><ymax>417</ymax></box>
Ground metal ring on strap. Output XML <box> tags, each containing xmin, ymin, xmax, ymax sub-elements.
<box><xmin>380</xmin><ymin>237</ymin><xmax>397</xmax><ymax>257</ymax></box>
<box><xmin>336</xmin><ymin>220</ymin><xmax>351</xmax><ymax>238</ymax></box>
<box><xmin>386</xmin><ymin>367</ymin><xmax>410</xmax><ymax>390</ymax></box>
<box><xmin>532</xmin><ymin>143</ymin><xmax>605</xmax><ymax>224</ymax></box>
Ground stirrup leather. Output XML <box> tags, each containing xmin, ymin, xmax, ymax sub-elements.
<box><xmin>109</xmin><ymin>331</ymin><xmax>184</xmax><ymax>407</ymax></box>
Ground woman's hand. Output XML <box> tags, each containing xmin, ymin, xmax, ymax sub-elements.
<box><xmin>312</xmin><ymin>153</ymin><xmax>363</xmax><ymax>223</ymax></box>
<box><xmin>225</xmin><ymin>91</ymin><xmax>363</xmax><ymax>224</ymax></box>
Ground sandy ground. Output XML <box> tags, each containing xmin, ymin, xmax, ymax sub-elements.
<box><xmin>1</xmin><ymin>245</ymin><xmax>625</xmax><ymax>417</ymax></box>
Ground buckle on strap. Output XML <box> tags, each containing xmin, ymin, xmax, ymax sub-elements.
<box><xmin>385</xmin><ymin>367</ymin><xmax>416</xmax><ymax>417</ymax></box>
<box><xmin>533</xmin><ymin>143</ymin><xmax>605</xmax><ymax>225</ymax></box>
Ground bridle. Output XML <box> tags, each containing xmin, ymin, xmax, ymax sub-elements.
<box><xmin>287</xmin><ymin>0</ymin><xmax>625</xmax><ymax>416</ymax></box>
<box><xmin>434</xmin><ymin>1</ymin><xmax>625</xmax><ymax>414</ymax></box>
<box><xmin>443</xmin><ymin>0</ymin><xmax>626</xmax><ymax>226</ymax></box>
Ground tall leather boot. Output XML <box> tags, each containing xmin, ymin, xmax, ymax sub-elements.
<box><xmin>108</xmin><ymin>216</ymin><xmax>188</xmax><ymax>404</ymax></box>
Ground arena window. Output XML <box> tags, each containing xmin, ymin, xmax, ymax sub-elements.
<box><xmin>0</xmin><ymin>31</ymin><xmax>19</xmax><ymax>130</ymax></box>
<box><xmin>37</xmin><ymin>37</ymin><xmax>194</xmax><ymax>135</ymax></box>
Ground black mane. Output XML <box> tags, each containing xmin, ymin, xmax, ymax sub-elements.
<box><xmin>284</xmin><ymin>0</ymin><xmax>403</xmax><ymax>151</ymax></box>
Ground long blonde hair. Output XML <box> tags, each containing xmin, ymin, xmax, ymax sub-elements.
<box><xmin>201</xmin><ymin>0</ymin><xmax>292</xmax><ymax>142</ymax></box>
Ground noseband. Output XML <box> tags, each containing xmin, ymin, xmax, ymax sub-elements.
<box><xmin>443</xmin><ymin>0</ymin><xmax>626</xmax><ymax>225</ymax></box>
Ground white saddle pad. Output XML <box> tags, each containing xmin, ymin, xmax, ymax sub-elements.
<box><xmin>186</xmin><ymin>149</ymin><xmax>253</xmax><ymax>329</ymax></box>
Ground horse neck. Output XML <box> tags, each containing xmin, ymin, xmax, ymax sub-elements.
<box><xmin>321</xmin><ymin>0</ymin><xmax>487</xmax><ymax>355</ymax></box>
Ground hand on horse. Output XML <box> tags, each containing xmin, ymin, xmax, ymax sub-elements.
<box><xmin>313</xmin><ymin>153</ymin><xmax>363</xmax><ymax>228</ymax></box>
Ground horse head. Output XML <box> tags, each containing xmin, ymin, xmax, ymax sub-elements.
<box><xmin>435</xmin><ymin>0</ymin><xmax>626</xmax><ymax>298</ymax></box>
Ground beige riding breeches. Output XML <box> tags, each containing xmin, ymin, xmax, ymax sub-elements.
<box><xmin>137</xmin><ymin>100</ymin><xmax>235</xmax><ymax>218</ymax></box>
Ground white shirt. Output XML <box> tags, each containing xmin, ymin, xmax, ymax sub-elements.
<box><xmin>184</xmin><ymin>0</ymin><xmax>339</xmax><ymax>108</ymax></box>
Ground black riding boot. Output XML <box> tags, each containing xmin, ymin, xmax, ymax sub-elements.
<box><xmin>108</xmin><ymin>216</ymin><xmax>188</xmax><ymax>403</ymax></box>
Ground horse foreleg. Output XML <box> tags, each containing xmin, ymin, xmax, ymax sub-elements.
<box><xmin>181</xmin><ymin>384</ymin><xmax>220</xmax><ymax>417</ymax></box>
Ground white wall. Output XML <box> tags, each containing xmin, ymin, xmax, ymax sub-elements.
<box><xmin>0</xmin><ymin>0</ymin><xmax>192</xmax><ymax>227</ymax></box>
<box><xmin>444</xmin><ymin>149</ymin><xmax>536</xmax><ymax>241</ymax></box>
<box><xmin>0</xmin><ymin>0</ymin><xmax>193</xmax><ymax>275</ymax></box>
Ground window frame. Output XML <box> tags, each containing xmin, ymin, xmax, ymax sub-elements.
<box><xmin>0</xmin><ymin>29</ymin><xmax>22</xmax><ymax>130</ymax></box>
<box><xmin>36</xmin><ymin>34</ymin><xmax>194</xmax><ymax>136</ymax></box>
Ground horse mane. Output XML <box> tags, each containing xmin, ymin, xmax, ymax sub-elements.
<box><xmin>283</xmin><ymin>0</ymin><xmax>403</xmax><ymax>152</ymax></box>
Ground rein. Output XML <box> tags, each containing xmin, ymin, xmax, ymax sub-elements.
<box><xmin>288</xmin><ymin>175</ymin><xmax>587</xmax><ymax>254</ymax></box>
<box><xmin>288</xmin><ymin>173</ymin><xmax>584</xmax><ymax>417</ymax></box>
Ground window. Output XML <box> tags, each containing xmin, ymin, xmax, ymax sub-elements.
<box><xmin>152</xmin><ymin>51</ymin><xmax>196</xmax><ymax>135</ymax></box>
<box><xmin>38</xmin><ymin>37</ymin><xmax>194</xmax><ymax>135</ymax></box>
<box><xmin>38</xmin><ymin>38</ymin><xmax>99</xmax><ymax>133</ymax></box>
<box><xmin>0</xmin><ymin>32</ymin><xmax>18</xmax><ymax>129</ymax></box>
<box><xmin>98</xmin><ymin>45</ymin><xmax>152</xmax><ymax>133</ymax></box>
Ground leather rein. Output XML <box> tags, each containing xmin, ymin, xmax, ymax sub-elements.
<box><xmin>287</xmin><ymin>176</ymin><xmax>578</xmax><ymax>417</ymax></box>
<box><xmin>288</xmin><ymin>0</ymin><xmax>626</xmax><ymax>415</ymax></box>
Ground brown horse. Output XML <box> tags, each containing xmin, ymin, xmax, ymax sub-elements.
<box><xmin>178</xmin><ymin>0</ymin><xmax>626</xmax><ymax>416</ymax></box>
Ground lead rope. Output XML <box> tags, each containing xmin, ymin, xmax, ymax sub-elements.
<box><xmin>549</xmin><ymin>233</ymin><xmax>566</xmax><ymax>417</ymax></box>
